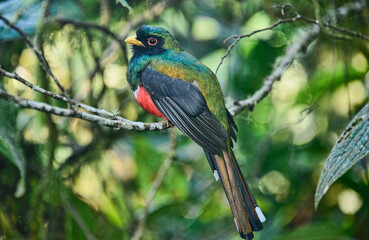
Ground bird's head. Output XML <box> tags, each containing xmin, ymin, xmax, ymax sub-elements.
<box><xmin>125</xmin><ymin>25</ymin><xmax>183</xmax><ymax>56</ymax></box>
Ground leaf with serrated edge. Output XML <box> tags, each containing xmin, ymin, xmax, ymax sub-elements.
<box><xmin>315</xmin><ymin>102</ymin><xmax>369</xmax><ymax>209</ymax></box>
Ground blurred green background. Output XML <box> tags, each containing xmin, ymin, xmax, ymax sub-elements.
<box><xmin>0</xmin><ymin>0</ymin><xmax>368</xmax><ymax>239</ymax></box>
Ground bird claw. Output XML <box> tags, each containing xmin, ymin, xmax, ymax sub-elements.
<box><xmin>160</xmin><ymin>119</ymin><xmax>172</xmax><ymax>129</ymax></box>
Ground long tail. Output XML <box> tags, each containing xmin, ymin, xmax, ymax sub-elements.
<box><xmin>204</xmin><ymin>149</ymin><xmax>265</xmax><ymax>239</ymax></box>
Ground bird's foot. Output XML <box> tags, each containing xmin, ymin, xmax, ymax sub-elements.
<box><xmin>160</xmin><ymin>119</ymin><xmax>172</xmax><ymax>130</ymax></box>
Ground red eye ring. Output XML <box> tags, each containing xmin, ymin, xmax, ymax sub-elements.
<box><xmin>147</xmin><ymin>37</ymin><xmax>157</xmax><ymax>46</ymax></box>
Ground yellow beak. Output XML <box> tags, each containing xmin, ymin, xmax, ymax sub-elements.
<box><xmin>125</xmin><ymin>35</ymin><xmax>145</xmax><ymax>47</ymax></box>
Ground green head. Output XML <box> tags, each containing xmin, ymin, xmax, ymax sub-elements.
<box><xmin>125</xmin><ymin>25</ymin><xmax>183</xmax><ymax>56</ymax></box>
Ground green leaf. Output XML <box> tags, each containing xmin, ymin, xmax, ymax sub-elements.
<box><xmin>116</xmin><ymin>0</ymin><xmax>132</xmax><ymax>12</ymax></box>
<box><xmin>0</xmin><ymin>99</ymin><xmax>26</xmax><ymax>197</ymax></box>
<box><xmin>315</xmin><ymin>102</ymin><xmax>369</xmax><ymax>208</ymax></box>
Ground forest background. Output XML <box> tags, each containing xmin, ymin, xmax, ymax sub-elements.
<box><xmin>0</xmin><ymin>0</ymin><xmax>368</xmax><ymax>239</ymax></box>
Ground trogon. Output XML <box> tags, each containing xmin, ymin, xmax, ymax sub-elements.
<box><xmin>125</xmin><ymin>25</ymin><xmax>265</xmax><ymax>239</ymax></box>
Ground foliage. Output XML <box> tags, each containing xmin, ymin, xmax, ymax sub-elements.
<box><xmin>315</xmin><ymin>102</ymin><xmax>369</xmax><ymax>209</ymax></box>
<box><xmin>0</xmin><ymin>0</ymin><xmax>368</xmax><ymax>239</ymax></box>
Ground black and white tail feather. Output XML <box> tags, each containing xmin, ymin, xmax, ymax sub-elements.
<box><xmin>205</xmin><ymin>149</ymin><xmax>265</xmax><ymax>239</ymax></box>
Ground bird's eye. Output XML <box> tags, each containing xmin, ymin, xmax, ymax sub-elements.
<box><xmin>147</xmin><ymin>38</ymin><xmax>157</xmax><ymax>46</ymax></box>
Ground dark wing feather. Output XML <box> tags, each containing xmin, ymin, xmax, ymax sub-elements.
<box><xmin>227</xmin><ymin>109</ymin><xmax>238</xmax><ymax>146</ymax></box>
<box><xmin>141</xmin><ymin>68</ymin><xmax>228</xmax><ymax>155</ymax></box>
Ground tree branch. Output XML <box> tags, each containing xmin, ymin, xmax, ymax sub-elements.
<box><xmin>226</xmin><ymin>0</ymin><xmax>368</xmax><ymax>115</ymax></box>
<box><xmin>216</xmin><ymin>1</ymin><xmax>368</xmax><ymax>74</ymax></box>
<box><xmin>228</xmin><ymin>25</ymin><xmax>320</xmax><ymax>115</ymax></box>
<box><xmin>0</xmin><ymin>89</ymin><xmax>169</xmax><ymax>131</ymax></box>
<box><xmin>1</xmin><ymin>68</ymin><xmax>117</xmax><ymax>119</ymax></box>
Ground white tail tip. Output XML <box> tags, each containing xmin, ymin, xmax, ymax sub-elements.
<box><xmin>234</xmin><ymin>218</ymin><xmax>239</xmax><ymax>232</ymax></box>
<box><xmin>213</xmin><ymin>170</ymin><xmax>219</xmax><ymax>181</ymax></box>
<box><xmin>255</xmin><ymin>207</ymin><xmax>266</xmax><ymax>222</ymax></box>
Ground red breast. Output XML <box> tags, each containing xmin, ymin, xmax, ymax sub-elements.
<box><xmin>134</xmin><ymin>86</ymin><xmax>167</xmax><ymax>119</ymax></box>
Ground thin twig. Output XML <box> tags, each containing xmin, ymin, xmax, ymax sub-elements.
<box><xmin>131</xmin><ymin>128</ymin><xmax>177</xmax><ymax>240</ymax></box>
<box><xmin>325</xmin><ymin>24</ymin><xmax>369</xmax><ymax>41</ymax></box>
<box><xmin>0</xmin><ymin>15</ymin><xmax>68</xmax><ymax>97</ymax></box>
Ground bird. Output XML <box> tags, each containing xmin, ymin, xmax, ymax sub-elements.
<box><xmin>125</xmin><ymin>25</ymin><xmax>265</xmax><ymax>239</ymax></box>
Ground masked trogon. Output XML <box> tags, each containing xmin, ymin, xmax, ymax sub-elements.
<box><xmin>125</xmin><ymin>25</ymin><xmax>265</xmax><ymax>239</ymax></box>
